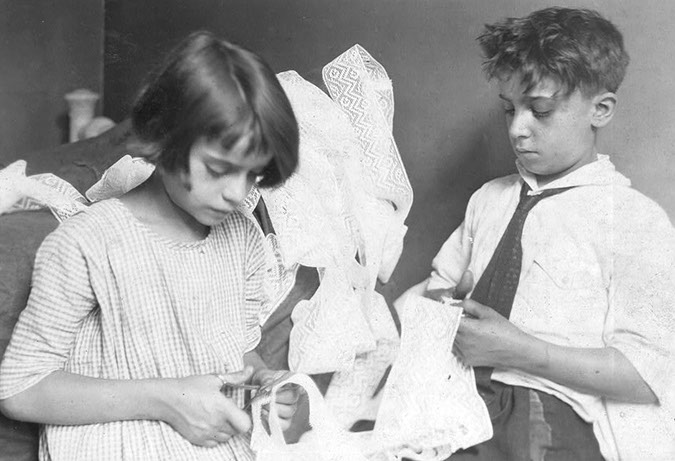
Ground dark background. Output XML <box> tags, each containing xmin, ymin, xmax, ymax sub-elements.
<box><xmin>3</xmin><ymin>0</ymin><xmax>675</xmax><ymax>304</ymax></box>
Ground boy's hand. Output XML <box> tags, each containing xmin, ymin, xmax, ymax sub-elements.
<box><xmin>251</xmin><ymin>369</ymin><xmax>300</xmax><ymax>433</ymax></box>
<box><xmin>160</xmin><ymin>368</ymin><xmax>254</xmax><ymax>448</ymax></box>
<box><xmin>455</xmin><ymin>299</ymin><xmax>528</xmax><ymax>367</ymax></box>
<box><xmin>425</xmin><ymin>270</ymin><xmax>474</xmax><ymax>302</ymax></box>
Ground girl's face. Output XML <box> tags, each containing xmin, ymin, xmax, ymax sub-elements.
<box><xmin>162</xmin><ymin>137</ymin><xmax>272</xmax><ymax>226</ymax></box>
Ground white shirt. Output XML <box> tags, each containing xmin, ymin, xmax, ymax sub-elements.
<box><xmin>426</xmin><ymin>156</ymin><xmax>675</xmax><ymax>460</ymax></box>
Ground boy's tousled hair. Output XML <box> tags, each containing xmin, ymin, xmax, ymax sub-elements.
<box><xmin>131</xmin><ymin>31</ymin><xmax>298</xmax><ymax>188</ymax></box>
<box><xmin>477</xmin><ymin>7</ymin><xmax>630</xmax><ymax>96</ymax></box>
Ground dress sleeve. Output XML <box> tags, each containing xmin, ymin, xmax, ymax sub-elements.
<box><xmin>605</xmin><ymin>198</ymin><xmax>675</xmax><ymax>417</ymax></box>
<box><xmin>242</xmin><ymin>221</ymin><xmax>269</xmax><ymax>353</ymax></box>
<box><xmin>0</xmin><ymin>224</ymin><xmax>97</xmax><ymax>399</ymax></box>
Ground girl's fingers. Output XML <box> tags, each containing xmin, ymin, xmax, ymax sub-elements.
<box><xmin>217</xmin><ymin>421</ymin><xmax>236</xmax><ymax>435</ymax></box>
<box><xmin>275</xmin><ymin>403</ymin><xmax>297</xmax><ymax>420</ymax></box>
<box><xmin>274</xmin><ymin>387</ymin><xmax>300</xmax><ymax>405</ymax></box>
<box><xmin>213</xmin><ymin>431</ymin><xmax>232</xmax><ymax>443</ymax></box>
<box><xmin>220</xmin><ymin>399</ymin><xmax>252</xmax><ymax>433</ymax></box>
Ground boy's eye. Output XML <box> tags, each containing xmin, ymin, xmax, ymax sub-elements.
<box><xmin>503</xmin><ymin>106</ymin><xmax>515</xmax><ymax>116</ymax></box>
<box><xmin>531</xmin><ymin>102</ymin><xmax>554</xmax><ymax>119</ymax></box>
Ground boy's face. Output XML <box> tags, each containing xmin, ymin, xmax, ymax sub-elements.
<box><xmin>498</xmin><ymin>74</ymin><xmax>598</xmax><ymax>185</ymax></box>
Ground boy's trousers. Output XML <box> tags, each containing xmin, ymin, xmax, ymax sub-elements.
<box><xmin>448</xmin><ymin>381</ymin><xmax>603</xmax><ymax>461</ymax></box>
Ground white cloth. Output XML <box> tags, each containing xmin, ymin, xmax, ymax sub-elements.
<box><xmin>371</xmin><ymin>295</ymin><xmax>492</xmax><ymax>459</ymax></box>
<box><xmin>0</xmin><ymin>159</ymin><xmax>87</xmax><ymax>221</ymax></box>
<box><xmin>254</xmin><ymin>47</ymin><xmax>412</xmax><ymax>431</ymax></box>
<box><xmin>425</xmin><ymin>155</ymin><xmax>675</xmax><ymax>460</ymax></box>
<box><xmin>251</xmin><ymin>294</ymin><xmax>492</xmax><ymax>461</ymax></box>
<box><xmin>251</xmin><ymin>373</ymin><xmax>368</xmax><ymax>461</ymax></box>
<box><xmin>85</xmin><ymin>154</ymin><xmax>154</xmax><ymax>202</ymax></box>
<box><xmin>0</xmin><ymin>199</ymin><xmax>268</xmax><ymax>460</ymax></box>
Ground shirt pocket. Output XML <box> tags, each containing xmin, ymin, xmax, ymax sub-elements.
<box><xmin>530</xmin><ymin>239</ymin><xmax>604</xmax><ymax>291</ymax></box>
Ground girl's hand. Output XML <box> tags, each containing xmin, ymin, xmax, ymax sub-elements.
<box><xmin>454</xmin><ymin>299</ymin><xmax>529</xmax><ymax>367</ymax></box>
<box><xmin>159</xmin><ymin>368</ymin><xmax>254</xmax><ymax>448</ymax></box>
<box><xmin>251</xmin><ymin>369</ymin><xmax>300</xmax><ymax>433</ymax></box>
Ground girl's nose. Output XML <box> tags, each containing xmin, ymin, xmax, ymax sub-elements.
<box><xmin>222</xmin><ymin>173</ymin><xmax>251</xmax><ymax>205</ymax></box>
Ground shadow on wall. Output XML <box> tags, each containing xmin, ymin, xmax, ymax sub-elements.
<box><xmin>56</xmin><ymin>113</ymin><xmax>70</xmax><ymax>145</ymax></box>
<box><xmin>382</xmin><ymin>113</ymin><xmax>510</xmax><ymax>305</ymax></box>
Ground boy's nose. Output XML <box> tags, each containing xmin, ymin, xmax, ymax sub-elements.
<box><xmin>508</xmin><ymin>113</ymin><xmax>531</xmax><ymax>139</ymax></box>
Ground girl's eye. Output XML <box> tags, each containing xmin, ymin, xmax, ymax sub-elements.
<box><xmin>503</xmin><ymin>107</ymin><xmax>515</xmax><ymax>116</ymax></box>
<box><xmin>206</xmin><ymin>165</ymin><xmax>230</xmax><ymax>177</ymax></box>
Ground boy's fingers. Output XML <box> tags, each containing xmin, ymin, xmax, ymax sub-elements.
<box><xmin>461</xmin><ymin>299</ymin><xmax>486</xmax><ymax>318</ymax></box>
<box><xmin>453</xmin><ymin>270</ymin><xmax>474</xmax><ymax>299</ymax></box>
<box><xmin>425</xmin><ymin>288</ymin><xmax>454</xmax><ymax>302</ymax></box>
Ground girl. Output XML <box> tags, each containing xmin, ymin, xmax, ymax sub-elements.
<box><xmin>0</xmin><ymin>31</ymin><xmax>299</xmax><ymax>460</ymax></box>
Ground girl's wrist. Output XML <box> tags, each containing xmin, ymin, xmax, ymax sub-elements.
<box><xmin>138</xmin><ymin>378</ymin><xmax>175</xmax><ymax>423</ymax></box>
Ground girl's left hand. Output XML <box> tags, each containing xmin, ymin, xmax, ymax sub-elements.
<box><xmin>251</xmin><ymin>369</ymin><xmax>300</xmax><ymax>432</ymax></box>
<box><xmin>454</xmin><ymin>299</ymin><xmax>530</xmax><ymax>368</ymax></box>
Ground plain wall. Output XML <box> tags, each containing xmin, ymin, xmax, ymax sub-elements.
<box><xmin>0</xmin><ymin>0</ymin><xmax>104</xmax><ymax>164</ymax></box>
<box><xmin>104</xmin><ymin>0</ymin><xmax>675</xmax><ymax>304</ymax></box>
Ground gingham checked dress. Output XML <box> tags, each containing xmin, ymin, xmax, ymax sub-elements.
<box><xmin>0</xmin><ymin>198</ymin><xmax>268</xmax><ymax>460</ymax></box>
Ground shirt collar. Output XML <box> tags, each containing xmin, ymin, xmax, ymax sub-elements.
<box><xmin>516</xmin><ymin>154</ymin><xmax>631</xmax><ymax>194</ymax></box>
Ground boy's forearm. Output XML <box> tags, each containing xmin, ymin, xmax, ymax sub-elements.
<box><xmin>0</xmin><ymin>370</ymin><xmax>167</xmax><ymax>425</ymax></box>
<box><xmin>505</xmin><ymin>334</ymin><xmax>657</xmax><ymax>404</ymax></box>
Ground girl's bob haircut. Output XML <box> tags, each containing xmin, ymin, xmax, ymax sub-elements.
<box><xmin>131</xmin><ymin>31</ymin><xmax>298</xmax><ymax>188</ymax></box>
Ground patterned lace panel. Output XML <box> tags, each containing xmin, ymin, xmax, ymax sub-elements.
<box><xmin>1</xmin><ymin>160</ymin><xmax>88</xmax><ymax>222</ymax></box>
<box><xmin>322</xmin><ymin>44</ymin><xmax>413</xmax><ymax>218</ymax></box>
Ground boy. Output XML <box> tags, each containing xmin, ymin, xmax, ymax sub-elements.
<box><xmin>399</xmin><ymin>7</ymin><xmax>675</xmax><ymax>460</ymax></box>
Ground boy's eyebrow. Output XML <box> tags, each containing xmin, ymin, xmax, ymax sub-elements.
<box><xmin>499</xmin><ymin>93</ymin><xmax>560</xmax><ymax>104</ymax></box>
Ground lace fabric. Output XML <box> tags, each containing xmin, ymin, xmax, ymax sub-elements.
<box><xmin>246</xmin><ymin>47</ymin><xmax>412</xmax><ymax>429</ymax></box>
<box><xmin>0</xmin><ymin>159</ymin><xmax>87</xmax><ymax>222</ymax></box>
<box><xmin>251</xmin><ymin>296</ymin><xmax>492</xmax><ymax>461</ymax></box>
<box><xmin>371</xmin><ymin>295</ymin><xmax>492</xmax><ymax>459</ymax></box>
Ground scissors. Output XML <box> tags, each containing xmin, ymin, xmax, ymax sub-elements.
<box><xmin>216</xmin><ymin>378</ymin><xmax>270</xmax><ymax>411</ymax></box>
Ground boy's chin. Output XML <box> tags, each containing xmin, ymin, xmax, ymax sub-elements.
<box><xmin>519</xmin><ymin>162</ymin><xmax>568</xmax><ymax>183</ymax></box>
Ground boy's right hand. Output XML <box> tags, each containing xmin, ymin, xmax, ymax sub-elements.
<box><xmin>158</xmin><ymin>367</ymin><xmax>254</xmax><ymax>448</ymax></box>
<box><xmin>424</xmin><ymin>270</ymin><xmax>474</xmax><ymax>302</ymax></box>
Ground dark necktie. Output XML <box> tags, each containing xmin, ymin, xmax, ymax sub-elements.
<box><xmin>471</xmin><ymin>182</ymin><xmax>572</xmax><ymax>392</ymax></box>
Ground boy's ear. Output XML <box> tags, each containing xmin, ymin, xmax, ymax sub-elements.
<box><xmin>590</xmin><ymin>92</ymin><xmax>618</xmax><ymax>128</ymax></box>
